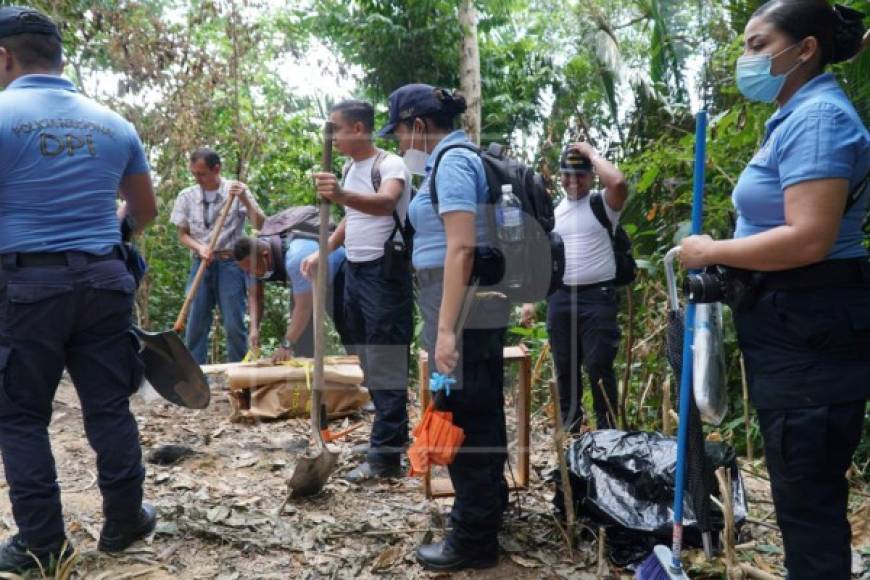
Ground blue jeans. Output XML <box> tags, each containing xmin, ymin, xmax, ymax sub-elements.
<box><xmin>184</xmin><ymin>257</ymin><xmax>248</xmax><ymax>364</ymax></box>
<box><xmin>547</xmin><ymin>284</ymin><xmax>620</xmax><ymax>430</ymax></box>
<box><xmin>0</xmin><ymin>253</ymin><xmax>145</xmax><ymax>549</ymax></box>
<box><xmin>343</xmin><ymin>259</ymin><xmax>413</xmax><ymax>468</ymax></box>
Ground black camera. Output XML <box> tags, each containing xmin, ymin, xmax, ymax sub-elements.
<box><xmin>684</xmin><ymin>266</ymin><xmax>762</xmax><ymax>310</ymax></box>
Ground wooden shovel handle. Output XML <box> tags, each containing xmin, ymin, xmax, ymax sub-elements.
<box><xmin>173</xmin><ymin>191</ymin><xmax>237</xmax><ymax>333</ymax></box>
<box><xmin>311</xmin><ymin>121</ymin><xmax>335</xmax><ymax>446</ymax></box>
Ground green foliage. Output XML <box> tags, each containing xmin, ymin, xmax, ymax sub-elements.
<box><xmin>8</xmin><ymin>0</ymin><xmax>867</xmax><ymax>472</ymax></box>
<box><xmin>309</xmin><ymin>0</ymin><xmax>558</xmax><ymax>143</ymax></box>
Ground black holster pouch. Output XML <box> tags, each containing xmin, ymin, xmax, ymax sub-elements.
<box><xmin>471</xmin><ymin>246</ymin><xmax>506</xmax><ymax>288</ymax></box>
<box><xmin>382</xmin><ymin>238</ymin><xmax>411</xmax><ymax>281</ymax></box>
<box><xmin>120</xmin><ymin>216</ymin><xmax>147</xmax><ymax>289</ymax></box>
<box><xmin>382</xmin><ymin>211</ymin><xmax>413</xmax><ymax>281</ymax></box>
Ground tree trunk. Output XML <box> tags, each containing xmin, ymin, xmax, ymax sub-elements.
<box><xmin>459</xmin><ymin>0</ymin><xmax>481</xmax><ymax>146</ymax></box>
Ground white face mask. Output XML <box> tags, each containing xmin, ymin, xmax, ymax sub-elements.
<box><xmin>402</xmin><ymin>125</ymin><xmax>428</xmax><ymax>176</ymax></box>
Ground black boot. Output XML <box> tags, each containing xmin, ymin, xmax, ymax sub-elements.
<box><xmin>0</xmin><ymin>535</ymin><xmax>74</xmax><ymax>573</ymax></box>
<box><xmin>98</xmin><ymin>503</ymin><xmax>157</xmax><ymax>553</ymax></box>
<box><xmin>415</xmin><ymin>541</ymin><xmax>498</xmax><ymax>571</ymax></box>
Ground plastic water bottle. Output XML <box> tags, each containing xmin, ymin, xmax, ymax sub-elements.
<box><xmin>496</xmin><ymin>184</ymin><xmax>524</xmax><ymax>290</ymax></box>
<box><xmin>496</xmin><ymin>184</ymin><xmax>524</xmax><ymax>242</ymax></box>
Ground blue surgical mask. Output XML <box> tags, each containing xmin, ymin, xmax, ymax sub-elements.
<box><xmin>735</xmin><ymin>43</ymin><xmax>803</xmax><ymax>103</ymax></box>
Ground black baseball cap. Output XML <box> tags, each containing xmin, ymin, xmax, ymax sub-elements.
<box><xmin>0</xmin><ymin>6</ymin><xmax>61</xmax><ymax>41</ymax></box>
<box><xmin>560</xmin><ymin>147</ymin><xmax>593</xmax><ymax>174</ymax></box>
<box><xmin>378</xmin><ymin>83</ymin><xmax>446</xmax><ymax>138</ymax></box>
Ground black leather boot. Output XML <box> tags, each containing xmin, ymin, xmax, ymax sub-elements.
<box><xmin>0</xmin><ymin>535</ymin><xmax>74</xmax><ymax>573</ymax></box>
<box><xmin>98</xmin><ymin>503</ymin><xmax>157</xmax><ymax>553</ymax></box>
<box><xmin>415</xmin><ymin>541</ymin><xmax>498</xmax><ymax>571</ymax></box>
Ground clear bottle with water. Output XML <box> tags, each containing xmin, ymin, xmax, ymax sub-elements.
<box><xmin>496</xmin><ymin>184</ymin><xmax>524</xmax><ymax>242</ymax></box>
<box><xmin>496</xmin><ymin>184</ymin><xmax>524</xmax><ymax>290</ymax></box>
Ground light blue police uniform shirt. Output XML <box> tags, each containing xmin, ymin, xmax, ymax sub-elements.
<box><xmin>284</xmin><ymin>238</ymin><xmax>345</xmax><ymax>294</ymax></box>
<box><xmin>408</xmin><ymin>130</ymin><xmax>490</xmax><ymax>270</ymax></box>
<box><xmin>732</xmin><ymin>73</ymin><xmax>869</xmax><ymax>259</ymax></box>
<box><xmin>0</xmin><ymin>75</ymin><xmax>150</xmax><ymax>254</ymax></box>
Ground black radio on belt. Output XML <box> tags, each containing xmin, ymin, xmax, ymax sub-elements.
<box><xmin>382</xmin><ymin>211</ymin><xmax>413</xmax><ymax>281</ymax></box>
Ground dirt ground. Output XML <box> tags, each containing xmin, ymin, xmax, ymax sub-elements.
<box><xmin>0</xmin><ymin>371</ymin><xmax>866</xmax><ymax>579</ymax></box>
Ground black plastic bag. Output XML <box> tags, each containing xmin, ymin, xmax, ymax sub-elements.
<box><xmin>552</xmin><ymin>430</ymin><xmax>747</xmax><ymax>566</ymax></box>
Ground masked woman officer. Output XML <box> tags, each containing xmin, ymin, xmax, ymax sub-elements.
<box><xmin>681</xmin><ymin>2</ymin><xmax>868</xmax><ymax>577</ymax></box>
<box><xmin>378</xmin><ymin>84</ymin><xmax>508</xmax><ymax>571</ymax></box>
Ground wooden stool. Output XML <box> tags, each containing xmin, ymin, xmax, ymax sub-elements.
<box><xmin>417</xmin><ymin>344</ymin><xmax>532</xmax><ymax>499</ymax></box>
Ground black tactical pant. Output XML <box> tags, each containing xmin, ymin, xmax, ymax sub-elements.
<box><xmin>0</xmin><ymin>252</ymin><xmax>145</xmax><ymax>549</ymax></box>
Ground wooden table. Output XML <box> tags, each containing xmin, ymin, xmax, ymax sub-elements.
<box><xmin>417</xmin><ymin>344</ymin><xmax>532</xmax><ymax>499</ymax></box>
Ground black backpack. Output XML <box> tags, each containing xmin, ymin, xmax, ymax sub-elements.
<box><xmin>589</xmin><ymin>192</ymin><xmax>637</xmax><ymax>287</ymax></box>
<box><xmin>259</xmin><ymin>205</ymin><xmax>329</xmax><ymax>239</ymax></box>
<box><xmin>430</xmin><ymin>142</ymin><xmax>565</xmax><ymax>303</ymax></box>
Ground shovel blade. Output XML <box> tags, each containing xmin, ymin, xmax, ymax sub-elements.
<box><xmin>133</xmin><ymin>326</ymin><xmax>210</xmax><ymax>409</ymax></box>
<box><xmin>288</xmin><ymin>447</ymin><xmax>338</xmax><ymax>498</ymax></box>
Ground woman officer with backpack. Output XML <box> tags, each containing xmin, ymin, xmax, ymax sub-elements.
<box><xmin>378</xmin><ymin>84</ymin><xmax>509</xmax><ymax>572</ymax></box>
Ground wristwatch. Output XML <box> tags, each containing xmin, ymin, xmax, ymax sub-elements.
<box><xmin>281</xmin><ymin>338</ymin><xmax>294</xmax><ymax>350</ymax></box>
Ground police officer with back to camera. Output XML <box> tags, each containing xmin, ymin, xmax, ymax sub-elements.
<box><xmin>0</xmin><ymin>6</ymin><xmax>158</xmax><ymax>573</ymax></box>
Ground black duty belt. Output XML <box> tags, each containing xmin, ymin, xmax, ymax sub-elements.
<box><xmin>763</xmin><ymin>257</ymin><xmax>870</xmax><ymax>291</ymax></box>
<box><xmin>2</xmin><ymin>247</ymin><xmax>124</xmax><ymax>268</ymax></box>
<box><xmin>562</xmin><ymin>280</ymin><xmax>616</xmax><ymax>292</ymax></box>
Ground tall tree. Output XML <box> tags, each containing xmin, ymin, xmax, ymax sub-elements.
<box><xmin>459</xmin><ymin>0</ymin><xmax>481</xmax><ymax>144</ymax></box>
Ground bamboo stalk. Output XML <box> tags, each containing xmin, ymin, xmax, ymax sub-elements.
<box><xmin>548</xmin><ymin>379</ymin><xmax>575</xmax><ymax>559</ymax></box>
<box><xmin>530</xmin><ymin>341</ymin><xmax>551</xmax><ymax>392</ymax></box>
<box><xmin>635</xmin><ymin>373</ymin><xmax>655</xmax><ymax>427</ymax></box>
<box><xmin>714</xmin><ymin>467</ymin><xmax>739</xmax><ymax>578</ymax></box>
<box><xmin>596</xmin><ymin>526</ymin><xmax>607</xmax><ymax>577</ymax></box>
<box><xmin>739</xmin><ymin>564</ymin><xmax>780</xmax><ymax>580</ymax></box>
<box><xmin>739</xmin><ymin>355</ymin><xmax>753</xmax><ymax>461</ymax></box>
<box><xmin>662</xmin><ymin>375</ymin><xmax>673</xmax><ymax>435</ymax></box>
<box><xmin>619</xmin><ymin>287</ymin><xmax>634</xmax><ymax>430</ymax></box>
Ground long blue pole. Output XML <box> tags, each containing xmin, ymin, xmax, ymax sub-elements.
<box><xmin>671</xmin><ymin>110</ymin><xmax>707</xmax><ymax>571</ymax></box>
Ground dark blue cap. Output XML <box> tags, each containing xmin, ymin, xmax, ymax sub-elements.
<box><xmin>560</xmin><ymin>147</ymin><xmax>593</xmax><ymax>174</ymax></box>
<box><xmin>0</xmin><ymin>6</ymin><xmax>60</xmax><ymax>41</ymax></box>
<box><xmin>378</xmin><ymin>83</ymin><xmax>446</xmax><ymax>138</ymax></box>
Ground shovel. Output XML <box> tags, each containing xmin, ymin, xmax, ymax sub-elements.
<box><xmin>134</xmin><ymin>185</ymin><xmax>237</xmax><ymax>409</ymax></box>
<box><xmin>133</xmin><ymin>325</ymin><xmax>209</xmax><ymax>409</ymax></box>
<box><xmin>288</xmin><ymin>121</ymin><xmax>338</xmax><ymax>498</ymax></box>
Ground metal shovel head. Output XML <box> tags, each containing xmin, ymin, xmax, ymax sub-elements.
<box><xmin>692</xmin><ymin>303</ymin><xmax>727</xmax><ymax>426</ymax></box>
<box><xmin>288</xmin><ymin>444</ymin><xmax>338</xmax><ymax>498</ymax></box>
<box><xmin>133</xmin><ymin>326</ymin><xmax>210</xmax><ymax>409</ymax></box>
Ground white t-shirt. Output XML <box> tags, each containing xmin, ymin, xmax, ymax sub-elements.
<box><xmin>554</xmin><ymin>190</ymin><xmax>621</xmax><ymax>286</ymax></box>
<box><xmin>343</xmin><ymin>152</ymin><xmax>412</xmax><ymax>263</ymax></box>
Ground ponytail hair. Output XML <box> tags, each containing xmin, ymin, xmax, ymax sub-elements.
<box><xmin>753</xmin><ymin>0</ymin><xmax>866</xmax><ymax>67</ymax></box>
<box><xmin>404</xmin><ymin>88</ymin><xmax>468</xmax><ymax>131</ymax></box>
<box><xmin>831</xmin><ymin>3</ymin><xmax>865</xmax><ymax>63</ymax></box>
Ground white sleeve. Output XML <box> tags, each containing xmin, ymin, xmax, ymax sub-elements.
<box><xmin>601</xmin><ymin>190</ymin><xmax>621</xmax><ymax>224</ymax></box>
<box><xmin>378</xmin><ymin>154</ymin><xmax>408</xmax><ymax>188</ymax></box>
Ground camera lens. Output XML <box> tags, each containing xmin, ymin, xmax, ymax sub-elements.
<box><xmin>684</xmin><ymin>271</ymin><xmax>725</xmax><ymax>303</ymax></box>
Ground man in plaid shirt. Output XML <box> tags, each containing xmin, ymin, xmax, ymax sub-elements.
<box><xmin>170</xmin><ymin>147</ymin><xmax>265</xmax><ymax>363</ymax></box>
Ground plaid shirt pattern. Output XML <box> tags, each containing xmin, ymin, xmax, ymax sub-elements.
<box><xmin>170</xmin><ymin>179</ymin><xmax>261</xmax><ymax>252</ymax></box>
